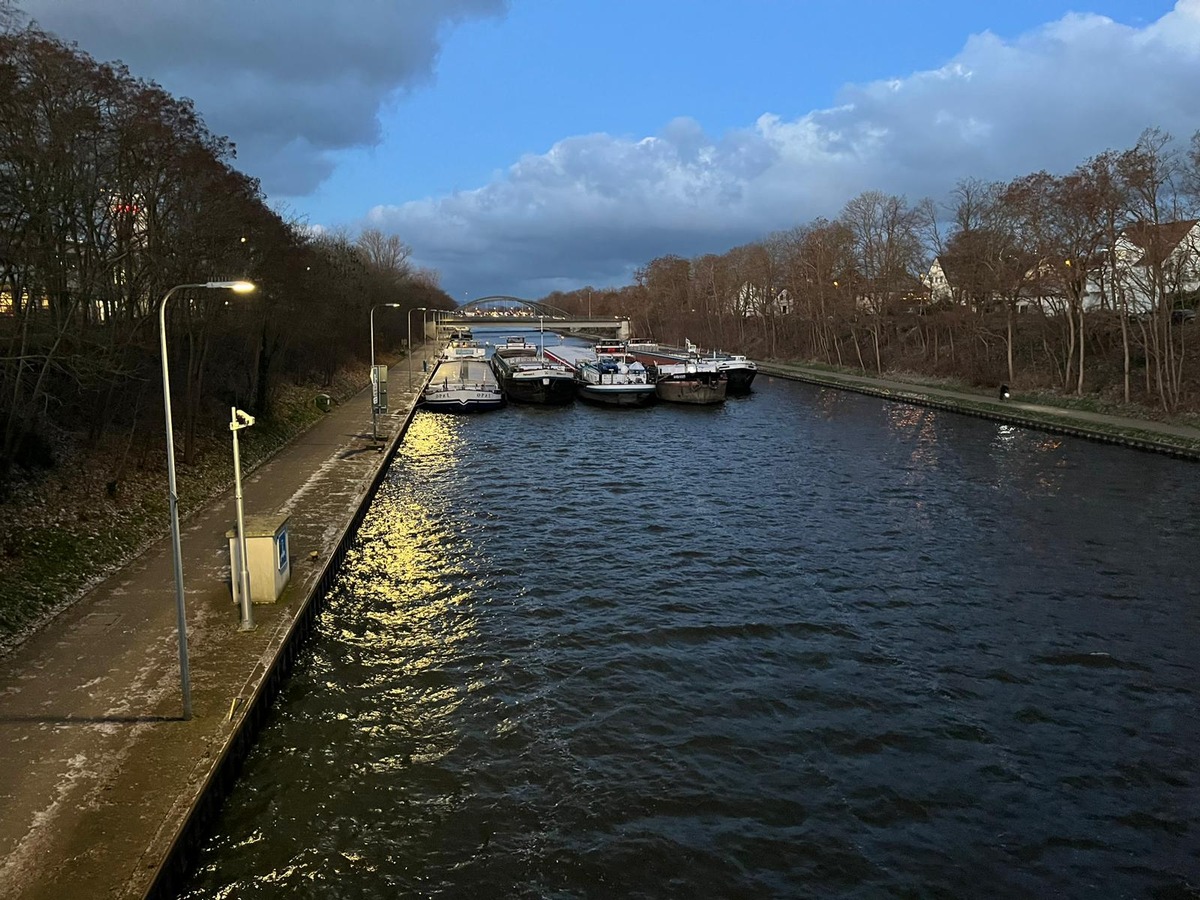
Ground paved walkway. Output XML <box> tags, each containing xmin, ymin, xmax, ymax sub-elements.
<box><xmin>0</xmin><ymin>351</ymin><xmax>438</xmax><ymax>900</ymax></box>
<box><xmin>760</xmin><ymin>362</ymin><xmax>1200</xmax><ymax>455</ymax></box>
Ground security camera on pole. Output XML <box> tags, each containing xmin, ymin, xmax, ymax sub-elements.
<box><xmin>230</xmin><ymin>407</ymin><xmax>256</xmax><ymax>632</ymax></box>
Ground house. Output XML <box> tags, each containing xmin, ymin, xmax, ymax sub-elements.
<box><xmin>733</xmin><ymin>282</ymin><xmax>791</xmax><ymax>316</ymax></box>
<box><xmin>1085</xmin><ymin>219</ymin><xmax>1200</xmax><ymax>313</ymax></box>
<box><xmin>851</xmin><ymin>272</ymin><xmax>931</xmax><ymax>313</ymax></box>
<box><xmin>924</xmin><ymin>256</ymin><xmax>967</xmax><ymax>305</ymax></box>
<box><xmin>922</xmin><ymin>254</ymin><xmax>1003</xmax><ymax>310</ymax></box>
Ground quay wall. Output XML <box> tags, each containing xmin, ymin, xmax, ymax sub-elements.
<box><xmin>144</xmin><ymin>373</ymin><xmax>431</xmax><ymax>899</ymax></box>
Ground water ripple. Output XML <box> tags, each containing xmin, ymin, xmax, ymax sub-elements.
<box><xmin>182</xmin><ymin>351</ymin><xmax>1200</xmax><ymax>899</ymax></box>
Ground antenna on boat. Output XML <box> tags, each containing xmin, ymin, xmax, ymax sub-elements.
<box><xmin>539</xmin><ymin>315</ymin><xmax>544</xmax><ymax>355</ymax></box>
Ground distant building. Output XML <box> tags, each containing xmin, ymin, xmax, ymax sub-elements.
<box><xmin>733</xmin><ymin>282</ymin><xmax>791</xmax><ymax>316</ymax></box>
<box><xmin>1085</xmin><ymin>219</ymin><xmax>1200</xmax><ymax>313</ymax></box>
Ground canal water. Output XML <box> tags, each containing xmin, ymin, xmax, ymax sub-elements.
<box><xmin>181</xmin><ymin>340</ymin><xmax>1200</xmax><ymax>898</ymax></box>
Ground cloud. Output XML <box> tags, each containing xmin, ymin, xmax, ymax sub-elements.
<box><xmin>369</xmin><ymin>1</ymin><xmax>1200</xmax><ymax>298</ymax></box>
<box><xmin>21</xmin><ymin>0</ymin><xmax>1200</xmax><ymax>299</ymax></box>
<box><xmin>18</xmin><ymin>0</ymin><xmax>507</xmax><ymax>194</ymax></box>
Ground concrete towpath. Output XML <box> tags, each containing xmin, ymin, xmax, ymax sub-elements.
<box><xmin>0</xmin><ymin>351</ymin><xmax>438</xmax><ymax>900</ymax></box>
<box><xmin>760</xmin><ymin>362</ymin><xmax>1200</xmax><ymax>459</ymax></box>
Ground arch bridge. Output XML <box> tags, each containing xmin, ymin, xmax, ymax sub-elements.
<box><xmin>437</xmin><ymin>295</ymin><xmax>629</xmax><ymax>340</ymax></box>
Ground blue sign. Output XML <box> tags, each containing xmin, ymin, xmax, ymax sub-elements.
<box><xmin>276</xmin><ymin>526</ymin><xmax>289</xmax><ymax>572</ymax></box>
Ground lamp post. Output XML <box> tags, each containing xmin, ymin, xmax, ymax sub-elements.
<box><xmin>159</xmin><ymin>279</ymin><xmax>255</xmax><ymax>720</ymax></box>
<box><xmin>370</xmin><ymin>303</ymin><xmax>401</xmax><ymax>441</ymax></box>
<box><xmin>408</xmin><ymin>306</ymin><xmax>428</xmax><ymax>389</ymax></box>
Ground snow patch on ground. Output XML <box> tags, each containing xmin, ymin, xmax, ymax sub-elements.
<box><xmin>278</xmin><ymin>456</ymin><xmax>344</xmax><ymax>517</ymax></box>
<box><xmin>0</xmin><ymin>752</ymin><xmax>91</xmax><ymax>888</ymax></box>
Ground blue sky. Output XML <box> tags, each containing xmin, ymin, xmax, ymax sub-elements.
<box><xmin>309</xmin><ymin>0</ymin><xmax>1176</xmax><ymax>212</ymax></box>
<box><xmin>18</xmin><ymin>0</ymin><xmax>1194</xmax><ymax>300</ymax></box>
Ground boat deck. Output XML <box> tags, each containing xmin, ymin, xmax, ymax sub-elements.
<box><xmin>542</xmin><ymin>344</ymin><xmax>596</xmax><ymax>371</ymax></box>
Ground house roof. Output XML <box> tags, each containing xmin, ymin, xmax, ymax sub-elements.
<box><xmin>934</xmin><ymin>250</ymin><xmax>1040</xmax><ymax>291</ymax></box>
<box><xmin>1122</xmin><ymin>219</ymin><xmax>1199</xmax><ymax>267</ymax></box>
<box><xmin>932</xmin><ymin>254</ymin><xmax>975</xmax><ymax>288</ymax></box>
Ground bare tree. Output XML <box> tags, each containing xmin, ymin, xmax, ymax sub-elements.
<box><xmin>840</xmin><ymin>191</ymin><xmax>924</xmax><ymax>373</ymax></box>
<box><xmin>1118</xmin><ymin>128</ymin><xmax>1187</xmax><ymax>411</ymax></box>
<box><xmin>0</xmin><ymin>0</ymin><xmax>22</xmax><ymax>34</ymax></box>
<box><xmin>356</xmin><ymin>228</ymin><xmax>413</xmax><ymax>284</ymax></box>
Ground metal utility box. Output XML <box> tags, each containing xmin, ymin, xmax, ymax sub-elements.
<box><xmin>372</xmin><ymin>364</ymin><xmax>388</xmax><ymax>414</ymax></box>
<box><xmin>227</xmin><ymin>513</ymin><xmax>291</xmax><ymax>604</ymax></box>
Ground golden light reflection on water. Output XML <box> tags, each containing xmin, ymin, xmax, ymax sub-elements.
<box><xmin>397</xmin><ymin>410</ymin><xmax>467</xmax><ymax>477</ymax></box>
<box><xmin>322</xmin><ymin>411</ymin><xmax>498</xmax><ymax>775</ymax></box>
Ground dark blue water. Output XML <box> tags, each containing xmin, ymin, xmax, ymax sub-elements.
<box><xmin>181</xmin><ymin>346</ymin><xmax>1200</xmax><ymax>899</ymax></box>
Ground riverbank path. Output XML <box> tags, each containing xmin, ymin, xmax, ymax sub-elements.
<box><xmin>761</xmin><ymin>362</ymin><xmax>1200</xmax><ymax>456</ymax></box>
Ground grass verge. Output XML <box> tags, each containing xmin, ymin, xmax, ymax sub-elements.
<box><xmin>0</xmin><ymin>369</ymin><xmax>362</xmax><ymax>654</ymax></box>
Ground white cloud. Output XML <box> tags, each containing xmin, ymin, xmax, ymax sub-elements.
<box><xmin>19</xmin><ymin>0</ymin><xmax>507</xmax><ymax>194</ymax></box>
<box><xmin>370</xmin><ymin>1</ymin><xmax>1200</xmax><ymax>297</ymax></box>
<box><xmin>21</xmin><ymin>0</ymin><xmax>1200</xmax><ymax>298</ymax></box>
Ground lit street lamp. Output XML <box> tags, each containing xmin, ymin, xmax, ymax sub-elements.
<box><xmin>159</xmin><ymin>279</ymin><xmax>255</xmax><ymax>720</ymax></box>
<box><xmin>408</xmin><ymin>306</ymin><xmax>428</xmax><ymax>389</ymax></box>
<box><xmin>370</xmin><ymin>303</ymin><xmax>401</xmax><ymax>441</ymax></box>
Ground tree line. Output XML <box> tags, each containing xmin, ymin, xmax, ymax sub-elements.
<box><xmin>545</xmin><ymin>128</ymin><xmax>1200</xmax><ymax>414</ymax></box>
<box><xmin>0</xmin><ymin>22</ymin><xmax>451</xmax><ymax>490</ymax></box>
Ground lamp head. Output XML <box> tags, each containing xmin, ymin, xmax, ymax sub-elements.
<box><xmin>206</xmin><ymin>280</ymin><xmax>256</xmax><ymax>293</ymax></box>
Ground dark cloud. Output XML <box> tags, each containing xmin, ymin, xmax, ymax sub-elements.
<box><xmin>368</xmin><ymin>1</ymin><xmax>1200</xmax><ymax>298</ymax></box>
<box><xmin>20</xmin><ymin>0</ymin><xmax>507</xmax><ymax>193</ymax></box>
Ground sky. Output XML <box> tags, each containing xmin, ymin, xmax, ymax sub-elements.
<box><xmin>16</xmin><ymin>0</ymin><xmax>1198</xmax><ymax>301</ymax></box>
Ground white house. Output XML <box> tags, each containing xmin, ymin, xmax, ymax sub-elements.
<box><xmin>924</xmin><ymin>257</ymin><xmax>955</xmax><ymax>304</ymax></box>
<box><xmin>1084</xmin><ymin>219</ymin><xmax>1200</xmax><ymax>313</ymax></box>
<box><xmin>733</xmin><ymin>282</ymin><xmax>791</xmax><ymax>316</ymax></box>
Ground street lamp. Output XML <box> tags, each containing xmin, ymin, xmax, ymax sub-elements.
<box><xmin>370</xmin><ymin>303</ymin><xmax>401</xmax><ymax>441</ymax></box>
<box><xmin>159</xmin><ymin>279</ymin><xmax>255</xmax><ymax>720</ymax></box>
<box><xmin>408</xmin><ymin>306</ymin><xmax>428</xmax><ymax>389</ymax></box>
